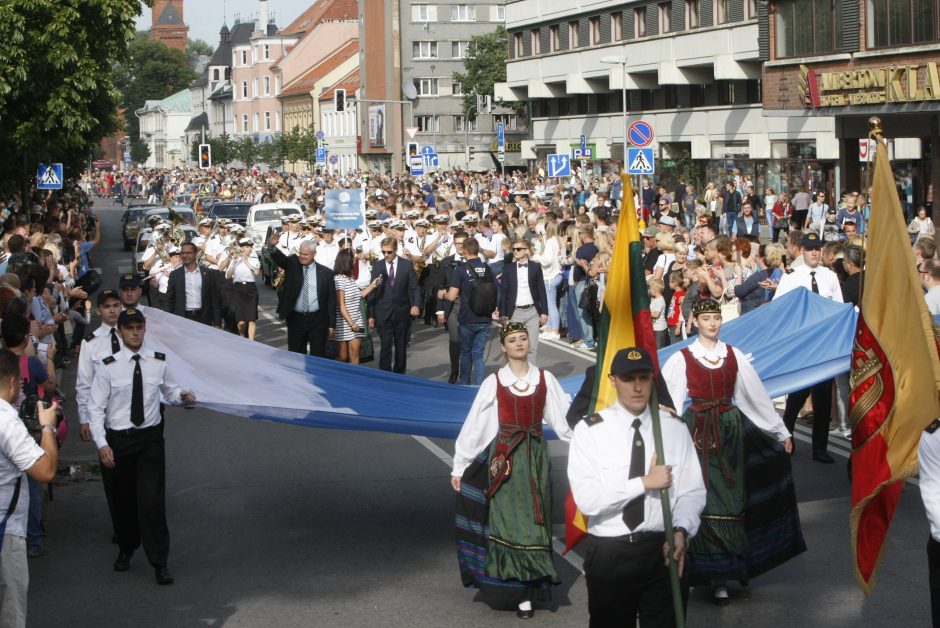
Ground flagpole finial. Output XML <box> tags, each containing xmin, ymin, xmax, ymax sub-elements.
<box><xmin>869</xmin><ymin>117</ymin><xmax>884</xmax><ymax>140</ymax></box>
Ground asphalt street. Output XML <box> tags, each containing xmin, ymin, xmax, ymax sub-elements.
<box><xmin>26</xmin><ymin>199</ymin><xmax>935</xmax><ymax>627</ymax></box>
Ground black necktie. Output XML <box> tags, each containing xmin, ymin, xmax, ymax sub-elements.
<box><xmin>810</xmin><ymin>271</ymin><xmax>819</xmax><ymax>294</ymax></box>
<box><xmin>110</xmin><ymin>328</ymin><xmax>120</xmax><ymax>354</ymax></box>
<box><xmin>623</xmin><ymin>418</ymin><xmax>645</xmax><ymax>530</ymax></box>
<box><xmin>131</xmin><ymin>355</ymin><xmax>144</xmax><ymax>426</ymax></box>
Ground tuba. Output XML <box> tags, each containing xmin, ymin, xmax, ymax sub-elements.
<box><xmin>166</xmin><ymin>208</ymin><xmax>187</xmax><ymax>247</ymax></box>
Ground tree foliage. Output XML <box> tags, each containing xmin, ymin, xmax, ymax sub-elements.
<box><xmin>113</xmin><ymin>32</ymin><xmax>197</xmax><ymax>142</ymax></box>
<box><xmin>0</xmin><ymin>0</ymin><xmax>150</xmax><ymax>193</ymax></box>
<box><xmin>453</xmin><ymin>26</ymin><xmax>522</xmax><ymax>115</ymax></box>
<box><xmin>186</xmin><ymin>38</ymin><xmax>214</xmax><ymax>69</ymax></box>
<box><xmin>190</xmin><ymin>133</ymin><xmax>235</xmax><ymax>166</ymax></box>
<box><xmin>233</xmin><ymin>136</ymin><xmax>260</xmax><ymax>169</ymax></box>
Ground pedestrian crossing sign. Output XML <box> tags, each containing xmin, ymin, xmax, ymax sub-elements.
<box><xmin>627</xmin><ymin>148</ymin><xmax>655</xmax><ymax>176</ymax></box>
<box><xmin>37</xmin><ymin>163</ymin><xmax>63</xmax><ymax>190</ymax></box>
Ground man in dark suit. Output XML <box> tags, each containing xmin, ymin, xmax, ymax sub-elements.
<box><xmin>435</xmin><ymin>231</ymin><xmax>468</xmax><ymax>383</ymax></box>
<box><xmin>498</xmin><ymin>238</ymin><xmax>548</xmax><ymax>360</ymax></box>
<box><xmin>367</xmin><ymin>237</ymin><xmax>421</xmax><ymax>373</ymax></box>
<box><xmin>267</xmin><ymin>233</ymin><xmax>336</xmax><ymax>357</ymax></box>
<box><xmin>166</xmin><ymin>243</ymin><xmax>221</xmax><ymax>326</ymax></box>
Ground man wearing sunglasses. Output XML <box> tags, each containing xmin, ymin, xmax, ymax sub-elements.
<box><xmin>498</xmin><ymin>239</ymin><xmax>548</xmax><ymax>360</ymax></box>
<box><xmin>367</xmin><ymin>238</ymin><xmax>421</xmax><ymax>373</ymax></box>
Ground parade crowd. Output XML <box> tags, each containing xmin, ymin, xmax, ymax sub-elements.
<box><xmin>0</xmin><ymin>160</ymin><xmax>934</xmax><ymax>627</ymax></box>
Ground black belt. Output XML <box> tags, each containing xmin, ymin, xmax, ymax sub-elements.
<box><xmin>106</xmin><ymin>422</ymin><xmax>162</xmax><ymax>436</ymax></box>
<box><xmin>590</xmin><ymin>531</ymin><xmax>666</xmax><ymax>545</ymax></box>
<box><xmin>233</xmin><ymin>281</ymin><xmax>254</xmax><ymax>285</ymax></box>
<box><xmin>292</xmin><ymin>310</ymin><xmax>321</xmax><ymax>316</ymax></box>
<box><xmin>516</xmin><ymin>304</ymin><xmax>534</xmax><ymax>310</ymax></box>
<box><xmin>185</xmin><ymin>308</ymin><xmax>201</xmax><ymax>315</ymax></box>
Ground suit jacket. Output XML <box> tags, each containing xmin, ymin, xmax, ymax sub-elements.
<box><xmin>499</xmin><ymin>260</ymin><xmax>548</xmax><ymax>319</ymax></box>
<box><xmin>368</xmin><ymin>255</ymin><xmax>421</xmax><ymax>322</ymax></box>
<box><xmin>268</xmin><ymin>246</ymin><xmax>337</xmax><ymax>327</ymax></box>
<box><xmin>166</xmin><ymin>265</ymin><xmax>221</xmax><ymax>326</ymax></box>
<box><xmin>435</xmin><ymin>254</ymin><xmax>459</xmax><ymax>318</ymax></box>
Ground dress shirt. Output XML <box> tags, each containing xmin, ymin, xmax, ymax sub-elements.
<box><xmin>452</xmin><ymin>365</ymin><xmax>573</xmax><ymax>477</ymax></box>
<box><xmin>0</xmin><ymin>399</ymin><xmax>44</xmax><ymax>538</ymax></box>
<box><xmin>661</xmin><ymin>339</ymin><xmax>790</xmax><ymax>442</ymax></box>
<box><xmin>277</xmin><ymin>231</ymin><xmax>298</xmax><ymax>256</ymax></box>
<box><xmin>317</xmin><ymin>241</ymin><xmax>340</xmax><ymax>273</ymax></box>
<box><xmin>148</xmin><ymin>259</ymin><xmax>174</xmax><ymax>294</ymax></box>
<box><xmin>231</xmin><ymin>252</ymin><xmax>259</xmax><ymax>283</ymax></box>
<box><xmin>204</xmin><ymin>236</ymin><xmax>225</xmax><ymax>270</ymax></box>
<box><xmin>88</xmin><ymin>345</ymin><xmax>184</xmax><ymax>449</ymax></box>
<box><xmin>920</xmin><ymin>427</ymin><xmax>940</xmax><ymax>542</ymax></box>
<box><xmin>926</xmin><ymin>285</ymin><xmax>940</xmax><ymax>316</ymax></box>
<box><xmin>183</xmin><ymin>266</ymin><xmax>203</xmax><ymax>309</ymax></box>
<box><xmin>294</xmin><ymin>264</ymin><xmax>320</xmax><ymax>313</ymax></box>
<box><xmin>773</xmin><ymin>263</ymin><xmax>843</xmax><ymax>302</ymax></box>
<box><xmin>567</xmin><ymin>402</ymin><xmax>706</xmax><ymax>538</ymax></box>
<box><xmin>386</xmin><ymin>258</ymin><xmax>398</xmax><ymax>283</ymax></box>
<box><xmin>515</xmin><ymin>261</ymin><xmax>534</xmax><ymax>307</ymax></box>
<box><xmin>75</xmin><ymin>324</ymin><xmax>122</xmax><ymax>426</ymax></box>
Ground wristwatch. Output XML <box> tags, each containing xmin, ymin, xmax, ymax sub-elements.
<box><xmin>40</xmin><ymin>424</ymin><xmax>56</xmax><ymax>433</ymax></box>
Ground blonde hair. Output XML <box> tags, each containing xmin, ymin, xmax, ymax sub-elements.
<box><xmin>654</xmin><ymin>232</ymin><xmax>676</xmax><ymax>252</ymax></box>
<box><xmin>764</xmin><ymin>243</ymin><xmax>785</xmax><ymax>268</ymax></box>
<box><xmin>648</xmin><ymin>278</ymin><xmax>664</xmax><ymax>293</ymax></box>
<box><xmin>673</xmin><ymin>242</ymin><xmax>689</xmax><ymax>255</ymax></box>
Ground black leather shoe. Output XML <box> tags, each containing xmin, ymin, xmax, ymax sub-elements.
<box><xmin>812</xmin><ymin>450</ymin><xmax>835</xmax><ymax>464</ymax></box>
<box><xmin>113</xmin><ymin>552</ymin><xmax>131</xmax><ymax>572</ymax></box>
<box><xmin>448</xmin><ymin>371</ymin><xmax>459</xmax><ymax>384</ymax></box>
<box><xmin>111</xmin><ymin>532</ymin><xmax>119</xmax><ymax>545</ymax></box>
<box><xmin>516</xmin><ymin>609</ymin><xmax>535</xmax><ymax>619</ymax></box>
<box><xmin>154</xmin><ymin>566</ymin><xmax>175</xmax><ymax>585</ymax></box>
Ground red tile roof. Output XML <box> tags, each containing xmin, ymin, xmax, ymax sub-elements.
<box><xmin>278</xmin><ymin>39</ymin><xmax>359</xmax><ymax>98</ymax></box>
<box><xmin>279</xmin><ymin>0</ymin><xmax>358</xmax><ymax>37</ymax></box>
<box><xmin>318</xmin><ymin>68</ymin><xmax>360</xmax><ymax>102</ymax></box>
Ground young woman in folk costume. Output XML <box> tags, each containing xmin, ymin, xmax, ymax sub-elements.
<box><xmin>661</xmin><ymin>298</ymin><xmax>805</xmax><ymax>606</ymax></box>
<box><xmin>451</xmin><ymin>322</ymin><xmax>572</xmax><ymax>619</ymax></box>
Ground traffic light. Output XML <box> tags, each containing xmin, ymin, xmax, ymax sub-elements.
<box><xmin>407</xmin><ymin>142</ymin><xmax>419</xmax><ymax>159</ymax></box>
<box><xmin>335</xmin><ymin>88</ymin><xmax>346</xmax><ymax>112</ymax></box>
<box><xmin>465</xmin><ymin>146</ymin><xmax>476</xmax><ymax>163</ymax></box>
<box><xmin>198</xmin><ymin>144</ymin><xmax>212</xmax><ymax>169</ymax></box>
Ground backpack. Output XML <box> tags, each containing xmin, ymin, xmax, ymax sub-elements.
<box><xmin>464</xmin><ymin>263</ymin><xmax>497</xmax><ymax>317</ymax></box>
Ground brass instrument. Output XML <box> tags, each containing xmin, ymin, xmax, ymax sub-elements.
<box><xmin>165</xmin><ymin>209</ymin><xmax>187</xmax><ymax>247</ymax></box>
<box><xmin>412</xmin><ymin>256</ymin><xmax>428</xmax><ymax>274</ymax></box>
<box><xmin>272</xmin><ymin>268</ymin><xmax>286</xmax><ymax>289</ymax></box>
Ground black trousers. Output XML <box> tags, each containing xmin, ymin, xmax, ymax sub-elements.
<box><xmin>583</xmin><ymin>534</ymin><xmax>687</xmax><ymax>628</ymax></box>
<box><xmin>377</xmin><ymin>317</ymin><xmax>411</xmax><ymax>373</ymax></box>
<box><xmin>102</xmin><ymin>423</ymin><xmax>169</xmax><ymax>568</ymax></box>
<box><xmin>782</xmin><ymin>379</ymin><xmax>833</xmax><ymax>454</ymax></box>
<box><xmin>446</xmin><ymin>306</ymin><xmax>460</xmax><ymax>376</ymax></box>
<box><xmin>929</xmin><ymin>537</ymin><xmax>940</xmax><ymax>627</ymax></box>
<box><xmin>286</xmin><ymin>311</ymin><xmax>329</xmax><ymax>357</ymax></box>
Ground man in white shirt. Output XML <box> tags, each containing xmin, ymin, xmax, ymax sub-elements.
<box><xmin>0</xmin><ymin>349</ymin><xmax>58</xmax><ymax>626</ymax></box>
<box><xmin>920</xmin><ymin>419</ymin><xmax>940</xmax><ymax>625</ymax></box>
<box><xmin>568</xmin><ymin>347</ymin><xmax>705</xmax><ymax>627</ymax></box>
<box><xmin>315</xmin><ymin>228</ymin><xmax>340</xmax><ymax>272</ymax></box>
<box><xmin>89</xmin><ymin>309</ymin><xmax>194</xmax><ymax>586</ymax></box>
<box><xmin>921</xmin><ymin>259</ymin><xmax>940</xmax><ymax>316</ymax></box>
<box><xmin>774</xmin><ymin>231</ymin><xmax>843</xmax><ymax>463</ymax></box>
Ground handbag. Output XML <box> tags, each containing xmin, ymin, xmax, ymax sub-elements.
<box><xmin>578</xmin><ymin>279</ymin><xmax>598</xmax><ymax>312</ymax></box>
<box><xmin>358</xmin><ymin>297</ymin><xmax>374</xmax><ymax>363</ymax></box>
<box><xmin>720</xmin><ymin>298</ymin><xmax>740</xmax><ymax>322</ymax></box>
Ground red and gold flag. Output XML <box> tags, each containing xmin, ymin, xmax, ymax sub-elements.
<box><xmin>564</xmin><ymin>173</ymin><xmax>658</xmax><ymax>553</ymax></box>
<box><xmin>850</xmin><ymin>133</ymin><xmax>940</xmax><ymax>592</ymax></box>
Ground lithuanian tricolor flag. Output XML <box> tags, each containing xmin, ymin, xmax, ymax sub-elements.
<box><xmin>564</xmin><ymin>172</ymin><xmax>659</xmax><ymax>553</ymax></box>
<box><xmin>850</xmin><ymin>134</ymin><xmax>940</xmax><ymax>592</ymax></box>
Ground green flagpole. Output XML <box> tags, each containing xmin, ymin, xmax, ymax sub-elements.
<box><xmin>649</xmin><ymin>387</ymin><xmax>685</xmax><ymax>628</ymax></box>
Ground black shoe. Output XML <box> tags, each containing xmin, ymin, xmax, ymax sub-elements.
<box><xmin>516</xmin><ymin>609</ymin><xmax>535</xmax><ymax>619</ymax></box>
<box><xmin>113</xmin><ymin>551</ymin><xmax>132</xmax><ymax>572</ymax></box>
<box><xmin>154</xmin><ymin>566</ymin><xmax>174</xmax><ymax>585</ymax></box>
<box><xmin>712</xmin><ymin>585</ymin><xmax>730</xmax><ymax>606</ymax></box>
<box><xmin>448</xmin><ymin>371</ymin><xmax>459</xmax><ymax>384</ymax></box>
<box><xmin>111</xmin><ymin>532</ymin><xmax>119</xmax><ymax>545</ymax></box>
<box><xmin>812</xmin><ymin>450</ymin><xmax>835</xmax><ymax>464</ymax></box>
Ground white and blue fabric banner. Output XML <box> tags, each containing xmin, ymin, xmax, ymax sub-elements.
<box><xmin>145</xmin><ymin>288</ymin><xmax>860</xmax><ymax>440</ymax></box>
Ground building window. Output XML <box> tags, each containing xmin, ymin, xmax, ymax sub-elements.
<box><xmin>549</xmin><ymin>24</ymin><xmax>561</xmax><ymax>50</ymax></box>
<box><xmin>776</xmin><ymin>0</ymin><xmax>846</xmax><ymax>56</ymax></box>
<box><xmin>253</xmin><ymin>113</ymin><xmax>259</xmax><ymax>132</ymax></box>
<box><xmin>452</xmin><ymin>81</ymin><xmax>465</xmax><ymax>96</ymax></box>
<box><xmin>452</xmin><ymin>40</ymin><xmax>470</xmax><ymax>58</ymax></box>
<box><xmin>240</xmin><ymin>50</ymin><xmax>247</xmax><ymax>65</ymax></box>
<box><xmin>568</xmin><ymin>20</ymin><xmax>579</xmax><ymax>46</ymax></box>
<box><xmin>686</xmin><ymin>0</ymin><xmax>700</xmax><ymax>27</ymax></box>
<box><xmin>253</xmin><ymin>79</ymin><xmax>259</xmax><ymax>98</ymax></box>
<box><xmin>415</xmin><ymin>115</ymin><xmax>439</xmax><ymax>132</ymax></box>
<box><xmin>716</xmin><ymin>0</ymin><xmax>729</xmax><ymax>23</ymax></box>
<box><xmin>531</xmin><ymin>29</ymin><xmax>541</xmax><ymax>53</ymax></box>
<box><xmin>241</xmin><ymin>81</ymin><xmax>248</xmax><ymax>99</ymax></box>
<box><xmin>660</xmin><ymin>3</ymin><xmax>672</xmax><ymax>32</ymax></box>
<box><xmin>747</xmin><ymin>0</ymin><xmax>758</xmax><ymax>17</ymax></box>
<box><xmin>635</xmin><ymin>7</ymin><xmax>647</xmax><ymax>36</ymax></box>
<box><xmin>413</xmin><ymin>41</ymin><xmax>438</xmax><ymax>58</ymax></box>
<box><xmin>263</xmin><ymin>76</ymin><xmax>270</xmax><ymax>95</ymax></box>
<box><xmin>454</xmin><ymin>116</ymin><xmax>478</xmax><ymax>132</ymax></box>
<box><xmin>264</xmin><ymin>112</ymin><xmax>271</xmax><ymax>131</ymax></box>
<box><xmin>868</xmin><ymin>0</ymin><xmax>939</xmax><ymax>46</ymax></box>
<box><xmin>213</xmin><ymin>68</ymin><xmax>220</xmax><ymax>81</ymax></box>
<box><xmin>611</xmin><ymin>12</ymin><xmax>623</xmax><ymax>39</ymax></box>
<box><xmin>414</xmin><ymin>78</ymin><xmax>439</xmax><ymax>96</ymax></box>
<box><xmin>514</xmin><ymin>32</ymin><xmax>525</xmax><ymax>56</ymax></box>
<box><xmin>414</xmin><ymin>4</ymin><xmax>434</xmax><ymax>21</ymax></box>
<box><xmin>496</xmin><ymin>5</ymin><xmax>505</xmax><ymax>20</ymax></box>
<box><xmin>276</xmin><ymin>111</ymin><xmax>281</xmax><ymax>132</ymax></box>
<box><xmin>589</xmin><ymin>17</ymin><xmax>601</xmax><ymax>43</ymax></box>
<box><xmin>275</xmin><ymin>76</ymin><xmax>281</xmax><ymax>94</ymax></box>
<box><xmin>494</xmin><ymin>114</ymin><xmax>518</xmax><ymax>131</ymax></box>
<box><xmin>263</xmin><ymin>44</ymin><xmax>270</xmax><ymax>60</ymax></box>
<box><xmin>451</xmin><ymin>5</ymin><xmax>476</xmax><ymax>21</ymax></box>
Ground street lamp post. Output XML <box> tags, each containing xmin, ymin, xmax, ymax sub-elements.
<box><xmin>464</xmin><ymin>103</ymin><xmax>477</xmax><ymax>169</ymax></box>
<box><xmin>600</xmin><ymin>56</ymin><xmax>628</xmax><ymax>177</ymax></box>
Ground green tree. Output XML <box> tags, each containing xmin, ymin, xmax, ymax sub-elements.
<box><xmin>189</xmin><ymin>133</ymin><xmax>235</xmax><ymax>167</ymax></box>
<box><xmin>130</xmin><ymin>137</ymin><xmax>151</xmax><ymax>164</ymax></box>
<box><xmin>453</xmin><ymin>26</ymin><xmax>523</xmax><ymax>116</ymax></box>
<box><xmin>233</xmin><ymin>136</ymin><xmax>259</xmax><ymax>168</ymax></box>
<box><xmin>186</xmin><ymin>38</ymin><xmax>214</xmax><ymax>69</ymax></box>
<box><xmin>0</xmin><ymin>0</ymin><xmax>149</xmax><ymax>194</ymax></box>
<box><xmin>113</xmin><ymin>32</ymin><xmax>196</xmax><ymax>146</ymax></box>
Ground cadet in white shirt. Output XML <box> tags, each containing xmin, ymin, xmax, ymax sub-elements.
<box><xmin>147</xmin><ymin>246</ymin><xmax>180</xmax><ymax>311</ymax></box>
<box><xmin>75</xmin><ymin>289</ymin><xmax>124</xmax><ymax>443</ymax></box>
<box><xmin>568</xmin><ymin>347</ymin><xmax>706</xmax><ymax>628</ymax></box>
<box><xmin>88</xmin><ymin>308</ymin><xmax>195</xmax><ymax>586</ymax></box>
<box><xmin>0</xmin><ymin>350</ymin><xmax>58</xmax><ymax>628</ymax></box>
<box><xmin>920</xmin><ymin>420</ymin><xmax>940</xmax><ymax>625</ymax></box>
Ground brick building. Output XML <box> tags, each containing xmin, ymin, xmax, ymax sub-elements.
<box><xmin>150</xmin><ymin>0</ymin><xmax>189</xmax><ymax>51</ymax></box>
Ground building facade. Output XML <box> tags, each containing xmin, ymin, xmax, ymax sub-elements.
<box><xmin>498</xmin><ymin>0</ymin><xmax>834</xmax><ymax>194</ymax></box>
<box><xmin>319</xmin><ymin>69</ymin><xmax>362</xmax><ymax>175</ymax></box>
<box><xmin>150</xmin><ymin>0</ymin><xmax>188</xmax><ymax>51</ymax></box>
<box><xmin>136</xmin><ymin>89</ymin><xmax>192</xmax><ymax>169</ymax></box>
<box><xmin>762</xmin><ymin>0</ymin><xmax>939</xmax><ymax>214</ymax></box>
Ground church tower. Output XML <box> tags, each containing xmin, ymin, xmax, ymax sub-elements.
<box><xmin>150</xmin><ymin>0</ymin><xmax>189</xmax><ymax>51</ymax></box>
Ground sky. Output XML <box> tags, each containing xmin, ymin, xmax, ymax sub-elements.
<box><xmin>136</xmin><ymin>0</ymin><xmax>309</xmax><ymax>47</ymax></box>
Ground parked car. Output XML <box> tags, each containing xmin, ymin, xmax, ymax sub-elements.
<box><xmin>208</xmin><ymin>201</ymin><xmax>253</xmax><ymax>226</ymax></box>
<box><xmin>133</xmin><ymin>225</ymin><xmax>197</xmax><ymax>299</ymax></box>
<box><xmin>245</xmin><ymin>202</ymin><xmax>303</xmax><ymax>284</ymax></box>
<box><xmin>121</xmin><ymin>203</ymin><xmax>160</xmax><ymax>250</ymax></box>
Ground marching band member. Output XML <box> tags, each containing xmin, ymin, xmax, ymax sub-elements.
<box><xmin>224</xmin><ymin>238</ymin><xmax>261</xmax><ymax>340</ymax></box>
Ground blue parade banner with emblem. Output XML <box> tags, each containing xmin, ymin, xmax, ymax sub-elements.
<box><xmin>324</xmin><ymin>189</ymin><xmax>365</xmax><ymax>230</ymax></box>
<box><xmin>138</xmin><ymin>289</ymin><xmax>875</xmax><ymax>439</ymax></box>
